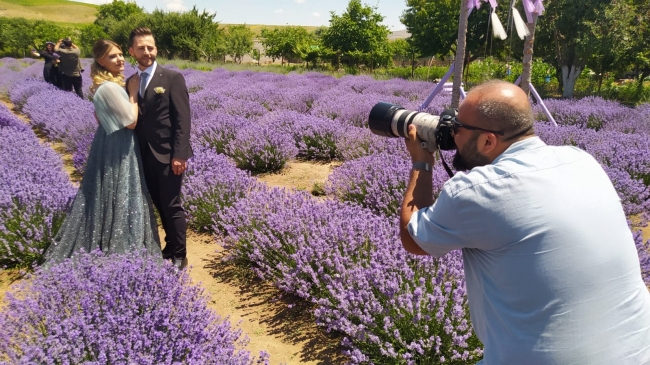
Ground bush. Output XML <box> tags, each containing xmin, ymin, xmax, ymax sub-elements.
<box><xmin>226</xmin><ymin>123</ymin><xmax>298</xmax><ymax>173</ymax></box>
<box><xmin>0</xmin><ymin>105</ymin><xmax>74</xmax><ymax>268</ymax></box>
<box><xmin>325</xmin><ymin>153</ymin><xmax>451</xmax><ymax>217</ymax></box>
<box><xmin>261</xmin><ymin>110</ymin><xmax>346</xmax><ymax>161</ymax></box>
<box><xmin>0</xmin><ymin>251</ymin><xmax>270</xmax><ymax>364</ymax></box>
<box><xmin>217</xmin><ymin>188</ymin><xmax>483</xmax><ymax>364</ymax></box>
<box><xmin>182</xmin><ymin>147</ymin><xmax>261</xmax><ymax>232</ymax></box>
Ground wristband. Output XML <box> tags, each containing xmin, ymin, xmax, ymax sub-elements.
<box><xmin>412</xmin><ymin>161</ymin><xmax>432</xmax><ymax>172</ymax></box>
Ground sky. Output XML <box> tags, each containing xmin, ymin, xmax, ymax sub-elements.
<box><xmin>73</xmin><ymin>0</ymin><xmax>409</xmax><ymax>31</ymax></box>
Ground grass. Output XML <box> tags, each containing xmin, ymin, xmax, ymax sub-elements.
<box><xmin>0</xmin><ymin>0</ymin><xmax>97</xmax><ymax>24</ymax></box>
<box><xmin>2</xmin><ymin>0</ymin><xmax>95</xmax><ymax>6</ymax></box>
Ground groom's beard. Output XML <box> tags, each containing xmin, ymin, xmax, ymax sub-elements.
<box><xmin>452</xmin><ymin>134</ymin><xmax>491</xmax><ymax>172</ymax></box>
<box><xmin>137</xmin><ymin>54</ymin><xmax>156</xmax><ymax>69</ymax></box>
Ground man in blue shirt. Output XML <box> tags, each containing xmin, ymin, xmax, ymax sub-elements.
<box><xmin>401</xmin><ymin>80</ymin><xmax>650</xmax><ymax>364</ymax></box>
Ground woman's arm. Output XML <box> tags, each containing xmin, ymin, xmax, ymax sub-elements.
<box><xmin>94</xmin><ymin>82</ymin><xmax>138</xmax><ymax>133</ymax></box>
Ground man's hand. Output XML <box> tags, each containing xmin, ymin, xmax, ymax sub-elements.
<box><xmin>171</xmin><ymin>158</ymin><xmax>187</xmax><ymax>175</ymax></box>
<box><xmin>405</xmin><ymin>124</ymin><xmax>435</xmax><ymax>165</ymax></box>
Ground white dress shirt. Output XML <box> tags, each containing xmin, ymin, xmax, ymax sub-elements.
<box><xmin>137</xmin><ymin>61</ymin><xmax>157</xmax><ymax>96</ymax></box>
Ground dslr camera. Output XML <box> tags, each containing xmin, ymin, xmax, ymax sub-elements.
<box><xmin>368</xmin><ymin>102</ymin><xmax>458</xmax><ymax>152</ymax></box>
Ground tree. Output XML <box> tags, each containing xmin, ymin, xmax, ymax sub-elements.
<box><xmin>80</xmin><ymin>24</ymin><xmax>109</xmax><ymax>57</ymax></box>
<box><xmin>0</xmin><ymin>18</ymin><xmax>71</xmax><ymax>57</ymax></box>
<box><xmin>400</xmin><ymin>0</ymin><xmax>507</xmax><ymax>62</ymax></box>
<box><xmin>225</xmin><ymin>25</ymin><xmax>254</xmax><ymax>64</ymax></box>
<box><xmin>260</xmin><ymin>26</ymin><xmax>311</xmax><ymax>65</ymax></box>
<box><xmin>584</xmin><ymin>0</ymin><xmax>635</xmax><ymax>92</ymax></box>
<box><xmin>536</xmin><ymin>0</ymin><xmax>611</xmax><ymax>98</ymax></box>
<box><xmin>108</xmin><ymin>12</ymin><xmax>150</xmax><ymax>51</ymax></box>
<box><xmin>321</xmin><ymin>0</ymin><xmax>390</xmax><ymax>68</ymax></box>
<box><xmin>95</xmin><ymin>0</ymin><xmax>144</xmax><ymax>33</ymax></box>
<box><xmin>251</xmin><ymin>48</ymin><xmax>262</xmax><ymax>66</ymax></box>
<box><xmin>628</xmin><ymin>0</ymin><xmax>650</xmax><ymax>94</ymax></box>
<box><xmin>195</xmin><ymin>25</ymin><xmax>227</xmax><ymax>62</ymax></box>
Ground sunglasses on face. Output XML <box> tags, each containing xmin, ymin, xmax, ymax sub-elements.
<box><xmin>450</xmin><ymin>117</ymin><xmax>505</xmax><ymax>136</ymax></box>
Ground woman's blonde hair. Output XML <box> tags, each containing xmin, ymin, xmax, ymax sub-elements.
<box><xmin>90</xmin><ymin>39</ymin><xmax>125</xmax><ymax>95</ymax></box>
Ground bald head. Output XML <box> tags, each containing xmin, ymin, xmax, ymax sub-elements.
<box><xmin>462</xmin><ymin>80</ymin><xmax>535</xmax><ymax>141</ymax></box>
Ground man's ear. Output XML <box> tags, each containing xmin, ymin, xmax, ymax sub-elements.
<box><xmin>478</xmin><ymin>132</ymin><xmax>499</xmax><ymax>155</ymax></box>
<box><xmin>128</xmin><ymin>47</ymin><xmax>135</xmax><ymax>57</ymax></box>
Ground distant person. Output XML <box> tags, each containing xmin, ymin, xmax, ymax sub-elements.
<box><xmin>43</xmin><ymin>39</ymin><xmax>161</xmax><ymax>267</ymax></box>
<box><xmin>400</xmin><ymin>80</ymin><xmax>650</xmax><ymax>364</ymax></box>
<box><xmin>127</xmin><ymin>27</ymin><xmax>193</xmax><ymax>270</ymax></box>
<box><xmin>55</xmin><ymin>37</ymin><xmax>84</xmax><ymax>99</ymax></box>
<box><xmin>30</xmin><ymin>41</ymin><xmax>59</xmax><ymax>87</ymax></box>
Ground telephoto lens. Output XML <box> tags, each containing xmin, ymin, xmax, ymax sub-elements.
<box><xmin>368</xmin><ymin>102</ymin><xmax>457</xmax><ymax>151</ymax></box>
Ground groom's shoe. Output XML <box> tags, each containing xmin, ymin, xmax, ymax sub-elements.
<box><xmin>171</xmin><ymin>256</ymin><xmax>188</xmax><ymax>270</ymax></box>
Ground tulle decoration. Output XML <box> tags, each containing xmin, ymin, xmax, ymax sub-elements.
<box><xmin>491</xmin><ymin>9</ymin><xmax>508</xmax><ymax>40</ymax></box>
<box><xmin>512</xmin><ymin>7</ymin><xmax>531</xmax><ymax>39</ymax></box>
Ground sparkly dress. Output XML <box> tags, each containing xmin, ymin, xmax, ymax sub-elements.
<box><xmin>43</xmin><ymin>82</ymin><xmax>161</xmax><ymax>266</ymax></box>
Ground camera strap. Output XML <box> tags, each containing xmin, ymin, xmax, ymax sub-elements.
<box><xmin>438</xmin><ymin>149</ymin><xmax>455</xmax><ymax>178</ymax></box>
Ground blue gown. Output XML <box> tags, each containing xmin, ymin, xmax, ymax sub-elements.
<box><xmin>43</xmin><ymin>82</ymin><xmax>161</xmax><ymax>266</ymax></box>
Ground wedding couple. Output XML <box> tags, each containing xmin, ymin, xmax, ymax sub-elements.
<box><xmin>43</xmin><ymin>28</ymin><xmax>193</xmax><ymax>270</ymax></box>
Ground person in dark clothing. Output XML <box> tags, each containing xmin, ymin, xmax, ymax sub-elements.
<box><xmin>30</xmin><ymin>42</ymin><xmax>60</xmax><ymax>87</ymax></box>
<box><xmin>55</xmin><ymin>37</ymin><xmax>84</xmax><ymax>99</ymax></box>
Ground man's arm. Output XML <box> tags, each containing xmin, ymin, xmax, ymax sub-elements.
<box><xmin>54</xmin><ymin>39</ymin><xmax>62</xmax><ymax>51</ymax></box>
<box><xmin>169</xmin><ymin>71</ymin><xmax>192</xmax><ymax>175</ymax></box>
<box><xmin>400</xmin><ymin>124</ymin><xmax>435</xmax><ymax>255</ymax></box>
<box><xmin>400</xmin><ymin>170</ymin><xmax>434</xmax><ymax>255</ymax></box>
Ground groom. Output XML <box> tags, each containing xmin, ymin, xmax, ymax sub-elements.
<box><xmin>128</xmin><ymin>27</ymin><xmax>193</xmax><ymax>269</ymax></box>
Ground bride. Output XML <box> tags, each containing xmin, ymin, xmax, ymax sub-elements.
<box><xmin>43</xmin><ymin>39</ymin><xmax>161</xmax><ymax>265</ymax></box>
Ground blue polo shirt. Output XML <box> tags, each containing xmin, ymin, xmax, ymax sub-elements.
<box><xmin>408</xmin><ymin>137</ymin><xmax>650</xmax><ymax>364</ymax></box>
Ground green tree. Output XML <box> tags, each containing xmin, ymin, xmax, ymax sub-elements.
<box><xmin>0</xmin><ymin>18</ymin><xmax>71</xmax><ymax>57</ymax></box>
<box><xmin>80</xmin><ymin>24</ymin><xmax>108</xmax><ymax>57</ymax></box>
<box><xmin>95</xmin><ymin>0</ymin><xmax>144</xmax><ymax>33</ymax></box>
<box><xmin>260</xmin><ymin>26</ymin><xmax>311</xmax><ymax>65</ymax></box>
<box><xmin>400</xmin><ymin>0</ymin><xmax>508</xmax><ymax>65</ymax></box>
<box><xmin>108</xmin><ymin>12</ymin><xmax>150</xmax><ymax>51</ymax></box>
<box><xmin>536</xmin><ymin>0</ymin><xmax>611</xmax><ymax>98</ymax></box>
<box><xmin>584</xmin><ymin>0</ymin><xmax>635</xmax><ymax>92</ymax></box>
<box><xmin>251</xmin><ymin>48</ymin><xmax>262</xmax><ymax>66</ymax></box>
<box><xmin>321</xmin><ymin>0</ymin><xmax>390</xmax><ymax>68</ymax></box>
<box><xmin>628</xmin><ymin>0</ymin><xmax>650</xmax><ymax>94</ymax></box>
<box><xmin>225</xmin><ymin>24</ymin><xmax>254</xmax><ymax>64</ymax></box>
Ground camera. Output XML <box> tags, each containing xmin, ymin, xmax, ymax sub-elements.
<box><xmin>368</xmin><ymin>102</ymin><xmax>458</xmax><ymax>152</ymax></box>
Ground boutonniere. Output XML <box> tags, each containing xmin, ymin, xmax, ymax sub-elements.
<box><xmin>154</xmin><ymin>87</ymin><xmax>166</xmax><ymax>95</ymax></box>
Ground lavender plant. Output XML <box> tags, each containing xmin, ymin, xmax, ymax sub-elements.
<box><xmin>218</xmin><ymin>187</ymin><xmax>483</xmax><ymax>364</ymax></box>
<box><xmin>226</xmin><ymin>123</ymin><xmax>298</xmax><ymax>173</ymax></box>
<box><xmin>0</xmin><ymin>105</ymin><xmax>74</xmax><ymax>268</ymax></box>
<box><xmin>0</xmin><ymin>251</ymin><xmax>270</xmax><ymax>364</ymax></box>
<box><xmin>261</xmin><ymin>110</ymin><xmax>346</xmax><ymax>160</ymax></box>
<box><xmin>182</xmin><ymin>146</ymin><xmax>261</xmax><ymax>232</ymax></box>
<box><xmin>325</xmin><ymin>153</ymin><xmax>448</xmax><ymax>217</ymax></box>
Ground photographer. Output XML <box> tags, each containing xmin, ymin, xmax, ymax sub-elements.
<box><xmin>55</xmin><ymin>37</ymin><xmax>83</xmax><ymax>99</ymax></box>
<box><xmin>400</xmin><ymin>80</ymin><xmax>650</xmax><ymax>364</ymax></box>
<box><xmin>30</xmin><ymin>41</ymin><xmax>59</xmax><ymax>87</ymax></box>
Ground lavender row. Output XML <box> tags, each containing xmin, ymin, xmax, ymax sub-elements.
<box><xmin>0</xmin><ymin>104</ymin><xmax>75</xmax><ymax>268</ymax></box>
<box><xmin>217</xmin><ymin>187</ymin><xmax>482</xmax><ymax>364</ymax></box>
<box><xmin>0</xmin><ymin>251</ymin><xmax>269</xmax><ymax>365</ymax></box>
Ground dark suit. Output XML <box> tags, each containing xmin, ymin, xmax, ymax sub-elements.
<box><xmin>129</xmin><ymin>64</ymin><xmax>193</xmax><ymax>259</ymax></box>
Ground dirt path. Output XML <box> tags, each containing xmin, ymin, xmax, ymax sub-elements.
<box><xmin>1</xmin><ymin>96</ymin><xmax>344</xmax><ymax>364</ymax></box>
<box><xmin>181</xmin><ymin>229</ymin><xmax>344</xmax><ymax>364</ymax></box>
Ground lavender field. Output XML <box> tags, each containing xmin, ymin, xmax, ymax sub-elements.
<box><xmin>1</xmin><ymin>56</ymin><xmax>649</xmax><ymax>364</ymax></box>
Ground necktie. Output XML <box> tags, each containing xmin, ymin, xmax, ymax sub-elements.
<box><xmin>139</xmin><ymin>71</ymin><xmax>149</xmax><ymax>96</ymax></box>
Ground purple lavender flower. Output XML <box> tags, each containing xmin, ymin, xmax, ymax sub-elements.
<box><xmin>226</xmin><ymin>123</ymin><xmax>298</xmax><ymax>173</ymax></box>
<box><xmin>0</xmin><ymin>251</ymin><xmax>270</xmax><ymax>364</ymax></box>
<box><xmin>182</xmin><ymin>146</ymin><xmax>261</xmax><ymax>232</ymax></box>
<box><xmin>0</xmin><ymin>104</ymin><xmax>75</xmax><ymax>268</ymax></box>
